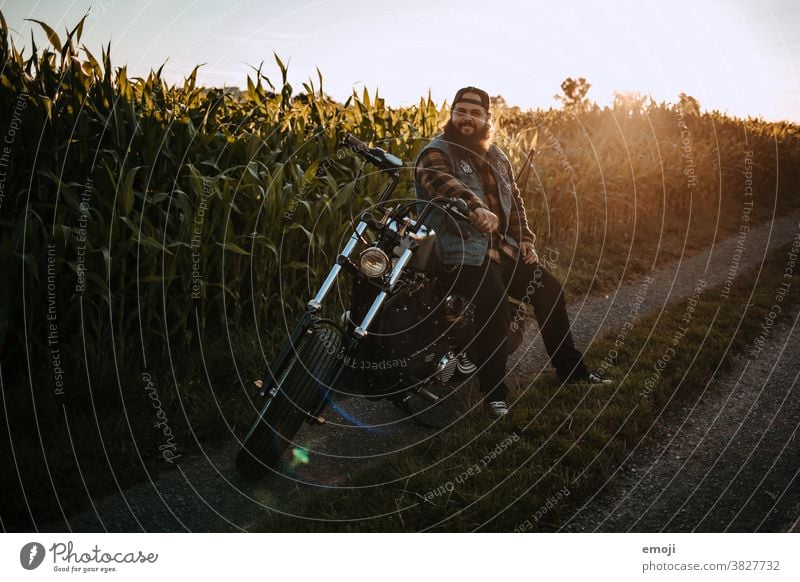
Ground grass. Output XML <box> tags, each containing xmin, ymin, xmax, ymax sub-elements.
<box><xmin>248</xmin><ymin>240</ymin><xmax>800</xmax><ymax>532</ymax></box>
<box><xmin>2</xmin><ymin>12</ymin><xmax>799</xmax><ymax>531</ymax></box>
<box><xmin>1</xmin><ymin>328</ymin><xmax>271</xmax><ymax>530</ymax></box>
<box><xmin>3</xmin><ymin>203</ymin><xmax>790</xmax><ymax>532</ymax></box>
<box><xmin>551</xmin><ymin>207</ymin><xmax>723</xmax><ymax>296</ymax></box>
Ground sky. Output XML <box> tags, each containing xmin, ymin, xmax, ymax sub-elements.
<box><xmin>2</xmin><ymin>0</ymin><xmax>799</xmax><ymax>122</ymax></box>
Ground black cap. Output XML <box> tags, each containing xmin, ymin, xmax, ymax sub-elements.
<box><xmin>452</xmin><ymin>86</ymin><xmax>490</xmax><ymax>110</ymax></box>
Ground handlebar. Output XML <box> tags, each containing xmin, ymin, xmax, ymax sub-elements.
<box><xmin>343</xmin><ymin>133</ymin><xmax>369</xmax><ymax>151</ymax></box>
<box><xmin>411</xmin><ymin>196</ymin><xmax>473</xmax><ymax>235</ymax></box>
<box><xmin>440</xmin><ymin>197</ymin><xmax>471</xmax><ymax>222</ymax></box>
<box><xmin>339</xmin><ymin>135</ymin><xmax>471</xmax><ymax>230</ymax></box>
<box><xmin>342</xmin><ymin>133</ymin><xmax>404</xmax><ymax>173</ymax></box>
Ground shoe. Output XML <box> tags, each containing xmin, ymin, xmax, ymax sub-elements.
<box><xmin>486</xmin><ymin>400</ymin><xmax>509</xmax><ymax>417</ymax></box>
<box><xmin>456</xmin><ymin>352</ymin><xmax>477</xmax><ymax>375</ymax></box>
<box><xmin>586</xmin><ymin>373</ymin><xmax>613</xmax><ymax>385</ymax></box>
<box><xmin>565</xmin><ymin>372</ymin><xmax>613</xmax><ymax>385</ymax></box>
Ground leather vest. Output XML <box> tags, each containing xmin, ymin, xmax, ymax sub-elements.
<box><xmin>414</xmin><ymin>134</ymin><xmax>519</xmax><ymax>266</ymax></box>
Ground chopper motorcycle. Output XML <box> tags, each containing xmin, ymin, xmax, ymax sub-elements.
<box><xmin>235</xmin><ymin>134</ymin><xmax>525</xmax><ymax>479</ymax></box>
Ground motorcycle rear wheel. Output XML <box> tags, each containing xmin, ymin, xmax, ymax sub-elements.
<box><xmin>236</xmin><ymin>326</ymin><xmax>341</xmax><ymax>480</ymax></box>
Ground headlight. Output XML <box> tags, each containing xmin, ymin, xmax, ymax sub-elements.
<box><xmin>359</xmin><ymin>248</ymin><xmax>390</xmax><ymax>278</ymax></box>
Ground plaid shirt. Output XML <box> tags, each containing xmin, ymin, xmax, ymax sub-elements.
<box><xmin>415</xmin><ymin>147</ymin><xmax>535</xmax><ymax>263</ymax></box>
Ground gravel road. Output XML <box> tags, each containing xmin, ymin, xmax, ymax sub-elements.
<box><xmin>560</xmin><ymin>312</ymin><xmax>799</xmax><ymax>532</ymax></box>
<box><xmin>44</xmin><ymin>212</ymin><xmax>800</xmax><ymax>532</ymax></box>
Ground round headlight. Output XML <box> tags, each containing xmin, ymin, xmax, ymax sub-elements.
<box><xmin>359</xmin><ymin>248</ymin><xmax>390</xmax><ymax>278</ymax></box>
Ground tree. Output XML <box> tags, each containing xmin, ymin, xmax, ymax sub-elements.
<box><xmin>555</xmin><ymin>77</ymin><xmax>592</xmax><ymax>112</ymax></box>
<box><xmin>677</xmin><ymin>92</ymin><xmax>701</xmax><ymax>116</ymax></box>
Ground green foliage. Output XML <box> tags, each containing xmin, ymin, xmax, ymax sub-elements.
<box><xmin>0</xmin><ymin>14</ymin><xmax>447</xmax><ymax>368</ymax></box>
<box><xmin>1</xmin><ymin>13</ymin><xmax>799</xmax><ymax>531</ymax></box>
<box><xmin>2</xmin><ymin>14</ymin><xmax>798</xmax><ymax>371</ymax></box>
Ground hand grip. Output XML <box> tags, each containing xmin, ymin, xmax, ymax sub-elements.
<box><xmin>341</xmin><ymin>133</ymin><xmax>403</xmax><ymax>172</ymax></box>
<box><xmin>343</xmin><ymin>133</ymin><xmax>369</xmax><ymax>151</ymax></box>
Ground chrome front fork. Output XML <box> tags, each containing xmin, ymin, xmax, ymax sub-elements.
<box><xmin>307</xmin><ymin>221</ymin><xmax>367</xmax><ymax>311</ymax></box>
<box><xmin>306</xmin><ymin>219</ymin><xmax>428</xmax><ymax>339</ymax></box>
<box><xmin>353</xmin><ymin>247</ymin><xmax>413</xmax><ymax>338</ymax></box>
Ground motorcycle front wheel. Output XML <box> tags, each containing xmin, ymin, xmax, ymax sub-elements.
<box><xmin>235</xmin><ymin>326</ymin><xmax>342</xmax><ymax>480</ymax></box>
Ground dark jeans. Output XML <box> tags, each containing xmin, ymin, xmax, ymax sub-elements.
<box><xmin>446</xmin><ymin>253</ymin><xmax>587</xmax><ymax>401</ymax></box>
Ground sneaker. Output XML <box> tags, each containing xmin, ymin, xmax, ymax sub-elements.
<box><xmin>565</xmin><ymin>372</ymin><xmax>613</xmax><ymax>385</ymax></box>
<box><xmin>586</xmin><ymin>373</ymin><xmax>613</xmax><ymax>385</ymax></box>
<box><xmin>486</xmin><ymin>400</ymin><xmax>509</xmax><ymax>417</ymax></box>
<box><xmin>456</xmin><ymin>352</ymin><xmax>477</xmax><ymax>375</ymax></box>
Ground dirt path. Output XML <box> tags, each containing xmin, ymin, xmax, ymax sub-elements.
<box><xmin>44</xmin><ymin>212</ymin><xmax>800</xmax><ymax>532</ymax></box>
<box><xmin>560</xmin><ymin>312</ymin><xmax>800</xmax><ymax>532</ymax></box>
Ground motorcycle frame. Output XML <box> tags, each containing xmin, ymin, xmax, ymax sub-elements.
<box><xmin>258</xmin><ymin>168</ymin><xmax>405</xmax><ymax>398</ymax></box>
<box><xmin>256</xmin><ymin>145</ymin><xmax>466</xmax><ymax>400</ymax></box>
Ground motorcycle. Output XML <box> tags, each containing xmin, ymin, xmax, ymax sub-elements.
<box><xmin>235</xmin><ymin>134</ymin><xmax>525</xmax><ymax>479</ymax></box>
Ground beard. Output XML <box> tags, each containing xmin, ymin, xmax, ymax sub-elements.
<box><xmin>443</xmin><ymin>117</ymin><xmax>493</xmax><ymax>155</ymax></box>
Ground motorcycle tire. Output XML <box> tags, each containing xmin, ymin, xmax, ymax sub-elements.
<box><xmin>236</xmin><ymin>326</ymin><xmax>342</xmax><ymax>480</ymax></box>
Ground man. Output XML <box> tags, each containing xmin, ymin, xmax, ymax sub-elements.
<box><xmin>414</xmin><ymin>86</ymin><xmax>609</xmax><ymax>417</ymax></box>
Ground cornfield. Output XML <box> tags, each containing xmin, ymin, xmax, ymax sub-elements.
<box><xmin>1</xmin><ymin>12</ymin><xmax>798</xmax><ymax>374</ymax></box>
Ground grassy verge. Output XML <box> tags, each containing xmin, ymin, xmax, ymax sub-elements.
<box><xmin>0</xmin><ymin>327</ymin><xmax>272</xmax><ymax>530</ymax></box>
<box><xmin>552</xmin><ymin>202</ymin><xmax>791</xmax><ymax>297</ymax></box>
<box><xmin>2</xmin><ymin>207</ymin><xmax>795</xmax><ymax>531</ymax></box>
<box><xmin>251</xmin><ymin>239</ymin><xmax>800</xmax><ymax>532</ymax></box>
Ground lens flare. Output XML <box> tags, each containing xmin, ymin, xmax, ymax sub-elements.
<box><xmin>324</xmin><ymin>398</ymin><xmax>390</xmax><ymax>434</ymax></box>
<box><xmin>291</xmin><ymin>447</ymin><xmax>310</xmax><ymax>466</ymax></box>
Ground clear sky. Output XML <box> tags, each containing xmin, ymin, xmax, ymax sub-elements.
<box><xmin>2</xmin><ymin>0</ymin><xmax>799</xmax><ymax>122</ymax></box>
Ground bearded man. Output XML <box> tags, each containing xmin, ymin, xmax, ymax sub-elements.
<box><xmin>414</xmin><ymin>86</ymin><xmax>609</xmax><ymax>417</ymax></box>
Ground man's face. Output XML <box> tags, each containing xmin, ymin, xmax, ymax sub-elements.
<box><xmin>452</xmin><ymin>92</ymin><xmax>488</xmax><ymax>137</ymax></box>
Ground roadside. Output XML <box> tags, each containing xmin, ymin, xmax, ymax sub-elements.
<box><xmin>560</xmin><ymin>310</ymin><xmax>799</xmax><ymax>532</ymax></box>
<box><xmin>509</xmin><ymin>211</ymin><xmax>800</xmax><ymax>384</ymax></box>
<box><xmin>43</xmin><ymin>211</ymin><xmax>800</xmax><ymax>532</ymax></box>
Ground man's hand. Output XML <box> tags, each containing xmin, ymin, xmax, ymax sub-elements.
<box><xmin>520</xmin><ymin>242</ymin><xmax>539</xmax><ymax>264</ymax></box>
<box><xmin>470</xmin><ymin>207</ymin><xmax>499</xmax><ymax>234</ymax></box>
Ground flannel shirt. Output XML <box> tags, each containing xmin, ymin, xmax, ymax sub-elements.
<box><xmin>415</xmin><ymin>147</ymin><xmax>535</xmax><ymax>263</ymax></box>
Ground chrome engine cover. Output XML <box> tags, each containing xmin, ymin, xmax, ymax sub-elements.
<box><xmin>434</xmin><ymin>351</ymin><xmax>458</xmax><ymax>384</ymax></box>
